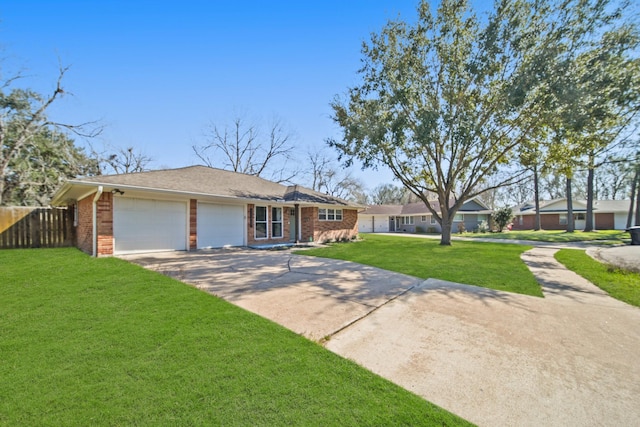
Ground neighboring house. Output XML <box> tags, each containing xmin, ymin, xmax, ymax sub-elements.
<box><xmin>359</xmin><ymin>199</ymin><xmax>492</xmax><ymax>234</ymax></box>
<box><xmin>50</xmin><ymin>166</ymin><xmax>360</xmax><ymax>257</ymax></box>
<box><xmin>511</xmin><ymin>199</ymin><xmax>631</xmax><ymax>230</ymax></box>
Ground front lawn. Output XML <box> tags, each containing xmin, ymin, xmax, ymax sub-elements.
<box><xmin>297</xmin><ymin>234</ymin><xmax>542</xmax><ymax>296</ymax></box>
<box><xmin>463</xmin><ymin>229</ymin><xmax>629</xmax><ymax>244</ymax></box>
<box><xmin>555</xmin><ymin>249</ymin><xmax>640</xmax><ymax>307</ymax></box>
<box><xmin>0</xmin><ymin>248</ymin><xmax>470</xmax><ymax>426</ymax></box>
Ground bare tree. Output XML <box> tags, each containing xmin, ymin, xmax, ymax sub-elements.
<box><xmin>306</xmin><ymin>149</ymin><xmax>365</xmax><ymax>202</ymax></box>
<box><xmin>0</xmin><ymin>64</ymin><xmax>101</xmax><ymax>205</ymax></box>
<box><xmin>100</xmin><ymin>146</ymin><xmax>153</xmax><ymax>174</ymax></box>
<box><xmin>596</xmin><ymin>158</ymin><xmax>635</xmax><ymax>200</ymax></box>
<box><xmin>193</xmin><ymin>116</ymin><xmax>299</xmax><ymax>183</ymax></box>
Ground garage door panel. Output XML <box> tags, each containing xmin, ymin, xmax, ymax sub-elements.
<box><xmin>114</xmin><ymin>198</ymin><xmax>187</xmax><ymax>254</ymax></box>
<box><xmin>198</xmin><ymin>203</ymin><xmax>244</xmax><ymax>248</ymax></box>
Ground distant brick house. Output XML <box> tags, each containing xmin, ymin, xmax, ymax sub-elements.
<box><xmin>511</xmin><ymin>199</ymin><xmax>631</xmax><ymax>230</ymax></box>
<box><xmin>358</xmin><ymin>199</ymin><xmax>492</xmax><ymax>234</ymax></box>
<box><xmin>51</xmin><ymin>166</ymin><xmax>360</xmax><ymax>256</ymax></box>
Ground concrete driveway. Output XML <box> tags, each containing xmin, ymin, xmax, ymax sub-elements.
<box><xmin>122</xmin><ymin>249</ymin><xmax>422</xmax><ymax>341</ymax></box>
<box><xmin>123</xmin><ymin>246</ymin><xmax>640</xmax><ymax>427</ymax></box>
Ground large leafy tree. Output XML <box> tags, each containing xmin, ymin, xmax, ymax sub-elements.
<box><xmin>574</xmin><ymin>29</ymin><xmax>639</xmax><ymax>231</ymax></box>
<box><xmin>540</xmin><ymin>1</ymin><xmax>637</xmax><ymax>232</ymax></box>
<box><xmin>329</xmin><ymin>0</ymin><xmax>576</xmax><ymax>245</ymax></box>
<box><xmin>3</xmin><ymin>128</ymin><xmax>98</xmax><ymax>206</ymax></box>
<box><xmin>0</xmin><ymin>66</ymin><xmax>100</xmax><ymax>206</ymax></box>
<box><xmin>330</xmin><ymin>0</ymin><xmax>629</xmax><ymax>244</ymax></box>
<box><xmin>369</xmin><ymin>183</ymin><xmax>413</xmax><ymax>205</ymax></box>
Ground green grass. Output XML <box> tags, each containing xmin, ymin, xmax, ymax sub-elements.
<box><xmin>0</xmin><ymin>248</ymin><xmax>471</xmax><ymax>426</ymax></box>
<box><xmin>555</xmin><ymin>249</ymin><xmax>640</xmax><ymax>307</ymax></box>
<box><xmin>297</xmin><ymin>234</ymin><xmax>542</xmax><ymax>297</ymax></box>
<box><xmin>463</xmin><ymin>229</ymin><xmax>629</xmax><ymax>244</ymax></box>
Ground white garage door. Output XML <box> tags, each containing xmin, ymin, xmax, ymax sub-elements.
<box><xmin>359</xmin><ymin>216</ymin><xmax>373</xmax><ymax>233</ymax></box>
<box><xmin>114</xmin><ymin>198</ymin><xmax>187</xmax><ymax>254</ymax></box>
<box><xmin>197</xmin><ymin>203</ymin><xmax>245</xmax><ymax>248</ymax></box>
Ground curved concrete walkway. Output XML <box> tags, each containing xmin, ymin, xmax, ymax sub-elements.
<box><xmin>326</xmin><ymin>246</ymin><xmax>640</xmax><ymax>426</ymax></box>
<box><xmin>123</xmin><ymin>242</ymin><xmax>640</xmax><ymax>427</ymax></box>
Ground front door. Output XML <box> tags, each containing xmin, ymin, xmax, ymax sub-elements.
<box><xmin>289</xmin><ymin>208</ymin><xmax>297</xmax><ymax>242</ymax></box>
<box><xmin>389</xmin><ymin>216</ymin><xmax>395</xmax><ymax>232</ymax></box>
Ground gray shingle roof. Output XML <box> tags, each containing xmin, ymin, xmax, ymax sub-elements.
<box><xmin>52</xmin><ymin>166</ymin><xmax>356</xmax><ymax>207</ymax></box>
<box><xmin>362</xmin><ymin>199</ymin><xmax>492</xmax><ymax>215</ymax></box>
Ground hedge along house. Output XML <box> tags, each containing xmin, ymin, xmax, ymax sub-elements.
<box><xmin>50</xmin><ymin>166</ymin><xmax>360</xmax><ymax>257</ymax></box>
<box><xmin>359</xmin><ymin>199</ymin><xmax>492</xmax><ymax>234</ymax></box>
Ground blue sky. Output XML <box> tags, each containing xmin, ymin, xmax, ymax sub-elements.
<box><xmin>1</xmin><ymin>0</ymin><xmax>429</xmax><ymax>189</ymax></box>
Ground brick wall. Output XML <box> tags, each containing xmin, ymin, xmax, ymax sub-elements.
<box><xmin>300</xmin><ymin>207</ymin><xmax>315</xmax><ymax>242</ymax></box>
<box><xmin>513</xmin><ymin>213</ymin><xmax>577</xmax><ymax>230</ymax></box>
<box><xmin>512</xmin><ymin>215</ymin><xmax>535</xmax><ymax>230</ymax></box>
<box><xmin>96</xmin><ymin>192</ymin><xmax>113</xmax><ymax>256</ymax></box>
<box><xmin>75</xmin><ymin>191</ymin><xmax>114</xmax><ymax>256</ymax></box>
<box><xmin>76</xmin><ymin>196</ymin><xmax>93</xmax><ymax>254</ymax></box>
<box><xmin>300</xmin><ymin>207</ymin><xmax>358</xmax><ymax>243</ymax></box>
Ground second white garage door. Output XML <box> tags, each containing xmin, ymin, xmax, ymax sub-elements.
<box><xmin>197</xmin><ymin>203</ymin><xmax>245</xmax><ymax>248</ymax></box>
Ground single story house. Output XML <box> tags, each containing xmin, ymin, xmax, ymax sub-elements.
<box><xmin>358</xmin><ymin>199</ymin><xmax>492</xmax><ymax>234</ymax></box>
<box><xmin>511</xmin><ymin>199</ymin><xmax>631</xmax><ymax>230</ymax></box>
<box><xmin>51</xmin><ymin>166</ymin><xmax>360</xmax><ymax>257</ymax></box>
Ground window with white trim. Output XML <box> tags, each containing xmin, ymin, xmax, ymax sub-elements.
<box><xmin>421</xmin><ymin>215</ymin><xmax>427</xmax><ymax>222</ymax></box>
<box><xmin>272</xmin><ymin>207</ymin><xmax>283</xmax><ymax>238</ymax></box>
<box><xmin>255</xmin><ymin>206</ymin><xmax>267</xmax><ymax>239</ymax></box>
<box><xmin>430</xmin><ymin>216</ymin><xmax>437</xmax><ymax>225</ymax></box>
<box><xmin>401</xmin><ymin>216</ymin><xmax>414</xmax><ymax>225</ymax></box>
<box><xmin>454</xmin><ymin>214</ymin><xmax>464</xmax><ymax>221</ymax></box>
<box><xmin>319</xmin><ymin>208</ymin><xmax>343</xmax><ymax>221</ymax></box>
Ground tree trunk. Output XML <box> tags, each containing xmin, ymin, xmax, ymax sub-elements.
<box><xmin>625</xmin><ymin>166</ymin><xmax>637</xmax><ymax>229</ymax></box>
<box><xmin>440</xmin><ymin>216</ymin><xmax>452</xmax><ymax>246</ymax></box>
<box><xmin>533</xmin><ymin>165</ymin><xmax>541</xmax><ymax>231</ymax></box>
<box><xmin>584</xmin><ymin>159</ymin><xmax>595</xmax><ymax>232</ymax></box>
<box><xmin>566</xmin><ymin>177</ymin><xmax>575</xmax><ymax>232</ymax></box>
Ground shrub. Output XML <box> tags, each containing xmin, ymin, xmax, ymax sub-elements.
<box><xmin>415</xmin><ymin>226</ymin><xmax>425</xmax><ymax>233</ymax></box>
<box><xmin>478</xmin><ymin>220</ymin><xmax>490</xmax><ymax>233</ymax></box>
<box><xmin>492</xmin><ymin>207</ymin><xmax>513</xmax><ymax>232</ymax></box>
<box><xmin>457</xmin><ymin>223</ymin><xmax>466</xmax><ymax>234</ymax></box>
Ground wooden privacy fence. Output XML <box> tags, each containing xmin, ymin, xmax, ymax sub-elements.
<box><xmin>0</xmin><ymin>207</ymin><xmax>74</xmax><ymax>249</ymax></box>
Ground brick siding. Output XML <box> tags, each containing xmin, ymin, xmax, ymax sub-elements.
<box><xmin>76</xmin><ymin>196</ymin><xmax>93</xmax><ymax>255</ymax></box>
<box><xmin>301</xmin><ymin>207</ymin><xmax>358</xmax><ymax>243</ymax></box>
<box><xmin>75</xmin><ymin>192</ymin><xmax>114</xmax><ymax>257</ymax></box>
<box><xmin>96</xmin><ymin>192</ymin><xmax>113</xmax><ymax>256</ymax></box>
